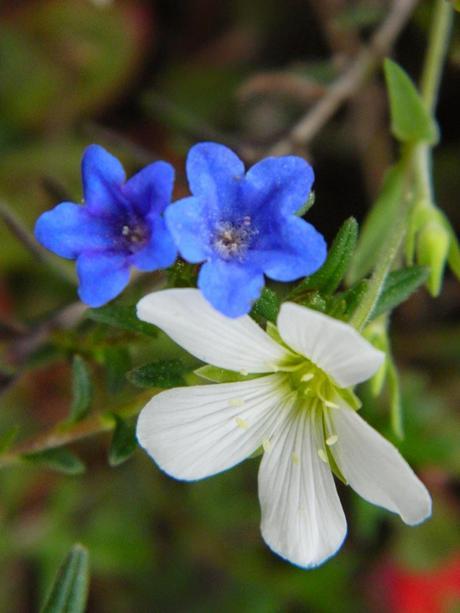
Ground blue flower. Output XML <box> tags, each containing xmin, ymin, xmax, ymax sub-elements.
<box><xmin>35</xmin><ymin>145</ymin><xmax>177</xmax><ymax>307</ymax></box>
<box><xmin>165</xmin><ymin>142</ymin><xmax>327</xmax><ymax>317</ymax></box>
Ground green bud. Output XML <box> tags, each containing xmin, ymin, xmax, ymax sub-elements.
<box><xmin>416</xmin><ymin>217</ymin><xmax>450</xmax><ymax>297</ymax></box>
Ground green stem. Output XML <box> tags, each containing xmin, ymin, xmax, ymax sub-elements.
<box><xmin>0</xmin><ymin>392</ymin><xmax>152</xmax><ymax>469</ymax></box>
<box><xmin>350</xmin><ymin>0</ymin><xmax>453</xmax><ymax>330</ymax></box>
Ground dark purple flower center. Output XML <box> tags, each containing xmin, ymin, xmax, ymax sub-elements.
<box><xmin>212</xmin><ymin>216</ymin><xmax>258</xmax><ymax>261</ymax></box>
<box><xmin>120</xmin><ymin>222</ymin><xmax>150</xmax><ymax>253</ymax></box>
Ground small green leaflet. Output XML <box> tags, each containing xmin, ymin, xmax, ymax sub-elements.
<box><xmin>108</xmin><ymin>415</ymin><xmax>137</xmax><ymax>467</ymax></box>
<box><xmin>383</xmin><ymin>58</ymin><xmax>438</xmax><ymax>144</ymax></box>
<box><xmin>292</xmin><ymin>217</ymin><xmax>358</xmax><ymax>296</ymax></box>
<box><xmin>23</xmin><ymin>448</ymin><xmax>85</xmax><ymax>475</ymax></box>
<box><xmin>251</xmin><ymin>287</ymin><xmax>280</xmax><ymax>323</ymax></box>
<box><xmin>68</xmin><ymin>355</ymin><xmax>92</xmax><ymax>422</ymax></box>
<box><xmin>87</xmin><ymin>304</ymin><xmax>158</xmax><ymax>337</ymax></box>
<box><xmin>40</xmin><ymin>543</ymin><xmax>90</xmax><ymax>613</ymax></box>
<box><xmin>370</xmin><ymin>266</ymin><xmax>429</xmax><ymax>320</ymax></box>
<box><xmin>127</xmin><ymin>359</ymin><xmax>187</xmax><ymax>389</ymax></box>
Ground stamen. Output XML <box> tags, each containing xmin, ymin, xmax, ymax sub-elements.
<box><xmin>235</xmin><ymin>416</ymin><xmax>249</xmax><ymax>429</ymax></box>
<box><xmin>212</xmin><ymin>218</ymin><xmax>258</xmax><ymax>260</ymax></box>
<box><xmin>324</xmin><ymin>400</ymin><xmax>339</xmax><ymax>409</ymax></box>
<box><xmin>301</xmin><ymin>373</ymin><xmax>314</xmax><ymax>382</ymax></box>
<box><xmin>318</xmin><ymin>449</ymin><xmax>329</xmax><ymax>464</ymax></box>
<box><xmin>291</xmin><ymin>452</ymin><xmax>300</xmax><ymax>464</ymax></box>
<box><xmin>262</xmin><ymin>438</ymin><xmax>272</xmax><ymax>452</ymax></box>
<box><xmin>326</xmin><ymin>435</ymin><xmax>338</xmax><ymax>446</ymax></box>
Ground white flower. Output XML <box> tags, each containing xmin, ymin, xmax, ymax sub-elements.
<box><xmin>136</xmin><ymin>288</ymin><xmax>432</xmax><ymax>568</ymax></box>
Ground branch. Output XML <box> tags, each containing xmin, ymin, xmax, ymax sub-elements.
<box><xmin>0</xmin><ymin>391</ymin><xmax>153</xmax><ymax>469</ymax></box>
<box><xmin>269</xmin><ymin>0</ymin><xmax>419</xmax><ymax>155</ymax></box>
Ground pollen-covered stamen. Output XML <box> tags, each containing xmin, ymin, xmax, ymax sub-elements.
<box><xmin>120</xmin><ymin>222</ymin><xmax>150</xmax><ymax>253</ymax></box>
<box><xmin>213</xmin><ymin>216</ymin><xmax>258</xmax><ymax>261</ymax></box>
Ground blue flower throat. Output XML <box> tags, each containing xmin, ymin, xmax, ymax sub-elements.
<box><xmin>120</xmin><ymin>221</ymin><xmax>150</xmax><ymax>253</ymax></box>
<box><xmin>212</xmin><ymin>216</ymin><xmax>258</xmax><ymax>261</ymax></box>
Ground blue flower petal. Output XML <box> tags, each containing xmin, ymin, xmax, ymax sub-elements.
<box><xmin>132</xmin><ymin>216</ymin><xmax>177</xmax><ymax>271</ymax></box>
<box><xmin>76</xmin><ymin>252</ymin><xmax>130</xmax><ymax>307</ymax></box>
<box><xmin>34</xmin><ymin>202</ymin><xmax>115</xmax><ymax>259</ymax></box>
<box><xmin>245</xmin><ymin>156</ymin><xmax>314</xmax><ymax>217</ymax></box>
<box><xmin>186</xmin><ymin>142</ymin><xmax>245</xmax><ymax>214</ymax></box>
<box><xmin>250</xmin><ymin>217</ymin><xmax>327</xmax><ymax>281</ymax></box>
<box><xmin>123</xmin><ymin>161</ymin><xmax>175</xmax><ymax>216</ymax></box>
<box><xmin>165</xmin><ymin>196</ymin><xmax>212</xmax><ymax>263</ymax></box>
<box><xmin>198</xmin><ymin>259</ymin><xmax>264</xmax><ymax>318</ymax></box>
<box><xmin>81</xmin><ymin>145</ymin><xmax>126</xmax><ymax>216</ymax></box>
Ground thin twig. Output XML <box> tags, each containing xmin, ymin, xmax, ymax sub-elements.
<box><xmin>237</xmin><ymin>72</ymin><xmax>326</xmax><ymax>104</ymax></box>
<box><xmin>269</xmin><ymin>0</ymin><xmax>419</xmax><ymax>155</ymax></box>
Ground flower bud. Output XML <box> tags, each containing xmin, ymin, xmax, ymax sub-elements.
<box><xmin>416</xmin><ymin>215</ymin><xmax>450</xmax><ymax>297</ymax></box>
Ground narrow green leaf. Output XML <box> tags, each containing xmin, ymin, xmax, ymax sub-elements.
<box><xmin>348</xmin><ymin>164</ymin><xmax>405</xmax><ymax>282</ymax></box>
<box><xmin>40</xmin><ymin>543</ymin><xmax>90</xmax><ymax>613</ymax></box>
<box><xmin>127</xmin><ymin>359</ymin><xmax>186</xmax><ymax>389</ymax></box>
<box><xmin>290</xmin><ymin>218</ymin><xmax>358</xmax><ymax>297</ymax></box>
<box><xmin>108</xmin><ymin>415</ymin><xmax>137</xmax><ymax>467</ymax></box>
<box><xmin>103</xmin><ymin>347</ymin><xmax>131</xmax><ymax>394</ymax></box>
<box><xmin>342</xmin><ymin>279</ymin><xmax>369</xmax><ymax>320</ymax></box>
<box><xmin>251</xmin><ymin>288</ymin><xmax>281</xmax><ymax>323</ymax></box>
<box><xmin>87</xmin><ymin>304</ymin><xmax>158</xmax><ymax>337</ymax></box>
<box><xmin>387</xmin><ymin>357</ymin><xmax>404</xmax><ymax>439</ymax></box>
<box><xmin>371</xmin><ymin>266</ymin><xmax>429</xmax><ymax>319</ymax></box>
<box><xmin>383</xmin><ymin>58</ymin><xmax>438</xmax><ymax>144</ymax></box>
<box><xmin>23</xmin><ymin>448</ymin><xmax>85</xmax><ymax>475</ymax></box>
<box><xmin>69</xmin><ymin>356</ymin><xmax>92</xmax><ymax>422</ymax></box>
<box><xmin>195</xmin><ymin>365</ymin><xmax>260</xmax><ymax>383</ymax></box>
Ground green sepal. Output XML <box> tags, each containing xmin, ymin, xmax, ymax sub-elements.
<box><xmin>127</xmin><ymin>359</ymin><xmax>187</xmax><ymax>389</ymax></box>
<box><xmin>291</xmin><ymin>217</ymin><xmax>358</xmax><ymax>297</ymax></box>
<box><xmin>336</xmin><ymin>387</ymin><xmax>362</xmax><ymax>411</ymax></box>
<box><xmin>108</xmin><ymin>415</ymin><xmax>137</xmax><ymax>467</ymax></box>
<box><xmin>383</xmin><ymin>58</ymin><xmax>438</xmax><ymax>144</ymax></box>
<box><xmin>40</xmin><ymin>543</ymin><xmax>90</xmax><ymax>613</ymax></box>
<box><xmin>68</xmin><ymin>355</ymin><xmax>92</xmax><ymax>423</ymax></box>
<box><xmin>194</xmin><ymin>365</ymin><xmax>261</xmax><ymax>383</ymax></box>
<box><xmin>23</xmin><ymin>448</ymin><xmax>85</xmax><ymax>475</ymax></box>
<box><xmin>87</xmin><ymin>304</ymin><xmax>158</xmax><ymax>337</ymax></box>
<box><xmin>370</xmin><ymin>266</ymin><xmax>429</xmax><ymax>320</ymax></box>
<box><xmin>251</xmin><ymin>287</ymin><xmax>280</xmax><ymax>323</ymax></box>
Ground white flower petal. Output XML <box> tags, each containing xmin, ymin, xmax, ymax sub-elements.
<box><xmin>328</xmin><ymin>405</ymin><xmax>432</xmax><ymax>525</ymax></box>
<box><xmin>137</xmin><ymin>374</ymin><xmax>292</xmax><ymax>481</ymax></box>
<box><xmin>137</xmin><ymin>289</ymin><xmax>289</xmax><ymax>373</ymax></box>
<box><xmin>277</xmin><ymin>302</ymin><xmax>384</xmax><ymax>387</ymax></box>
<box><xmin>258</xmin><ymin>407</ymin><xmax>347</xmax><ymax>568</ymax></box>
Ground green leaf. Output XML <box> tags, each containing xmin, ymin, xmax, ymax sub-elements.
<box><xmin>127</xmin><ymin>359</ymin><xmax>187</xmax><ymax>389</ymax></box>
<box><xmin>108</xmin><ymin>415</ymin><xmax>137</xmax><ymax>467</ymax></box>
<box><xmin>23</xmin><ymin>448</ymin><xmax>85</xmax><ymax>475</ymax></box>
<box><xmin>0</xmin><ymin>425</ymin><xmax>20</xmax><ymax>454</ymax></box>
<box><xmin>383</xmin><ymin>58</ymin><xmax>438</xmax><ymax>144</ymax></box>
<box><xmin>103</xmin><ymin>347</ymin><xmax>131</xmax><ymax>394</ymax></box>
<box><xmin>40</xmin><ymin>543</ymin><xmax>90</xmax><ymax>613</ymax></box>
<box><xmin>371</xmin><ymin>266</ymin><xmax>429</xmax><ymax>319</ymax></box>
<box><xmin>194</xmin><ymin>365</ymin><xmax>260</xmax><ymax>383</ymax></box>
<box><xmin>251</xmin><ymin>288</ymin><xmax>280</xmax><ymax>323</ymax></box>
<box><xmin>86</xmin><ymin>304</ymin><xmax>158</xmax><ymax>337</ymax></box>
<box><xmin>69</xmin><ymin>355</ymin><xmax>92</xmax><ymax>422</ymax></box>
<box><xmin>292</xmin><ymin>217</ymin><xmax>358</xmax><ymax>296</ymax></box>
<box><xmin>348</xmin><ymin>164</ymin><xmax>405</xmax><ymax>282</ymax></box>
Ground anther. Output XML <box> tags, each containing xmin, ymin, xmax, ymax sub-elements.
<box><xmin>326</xmin><ymin>435</ymin><xmax>338</xmax><ymax>446</ymax></box>
<box><xmin>235</xmin><ymin>416</ymin><xmax>249</xmax><ymax>429</ymax></box>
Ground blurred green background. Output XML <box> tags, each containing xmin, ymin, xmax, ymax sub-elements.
<box><xmin>0</xmin><ymin>1</ymin><xmax>459</xmax><ymax>611</ymax></box>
